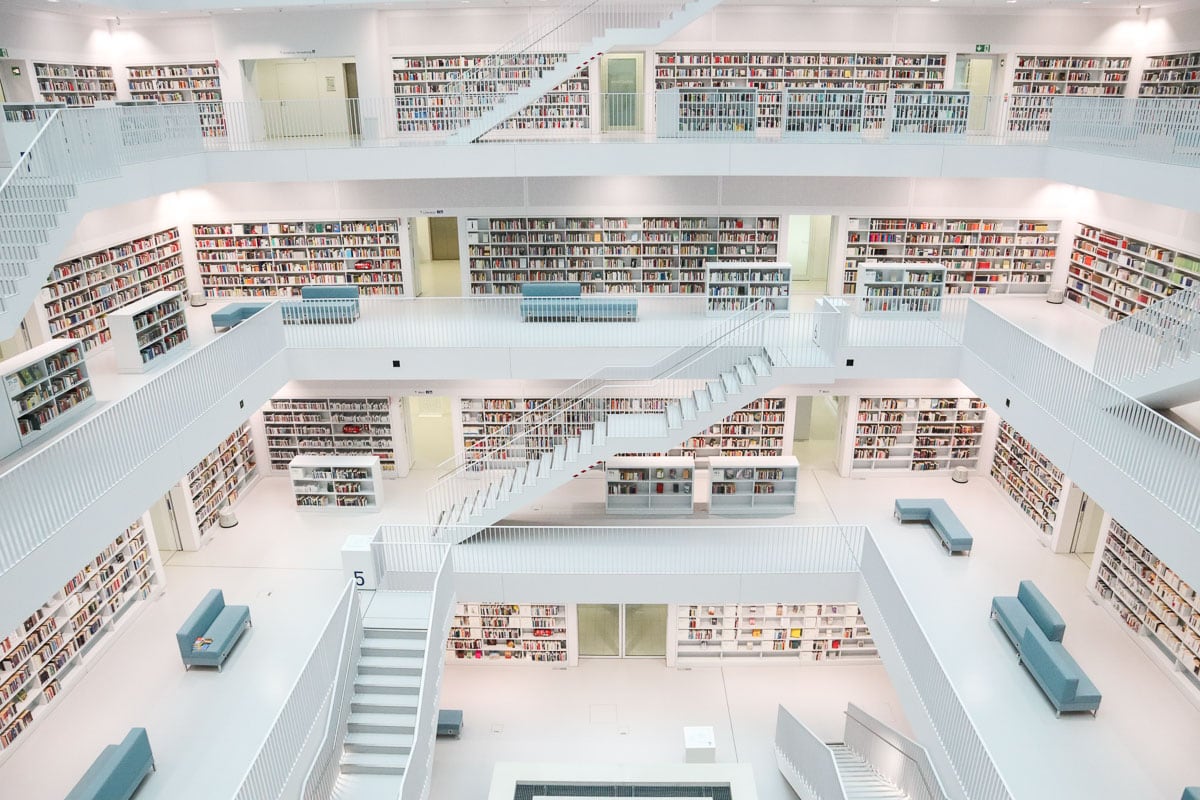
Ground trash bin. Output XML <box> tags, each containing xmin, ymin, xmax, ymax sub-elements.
<box><xmin>1045</xmin><ymin>288</ymin><xmax>1064</xmax><ymax>305</ymax></box>
<box><xmin>951</xmin><ymin>466</ymin><xmax>969</xmax><ymax>484</ymax></box>
<box><xmin>218</xmin><ymin>508</ymin><xmax>238</xmax><ymax>528</ymax></box>
<box><xmin>189</xmin><ymin>292</ymin><xmax>208</xmax><ymax>308</ymax></box>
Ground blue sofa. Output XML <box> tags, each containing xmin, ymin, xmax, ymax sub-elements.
<box><xmin>281</xmin><ymin>285</ymin><xmax>361</xmax><ymax>324</ymax></box>
<box><xmin>894</xmin><ymin>498</ymin><xmax>973</xmax><ymax>555</ymax></box>
<box><xmin>176</xmin><ymin>589</ymin><xmax>252</xmax><ymax>671</ymax></box>
<box><xmin>1182</xmin><ymin>788</ymin><xmax>1200</xmax><ymax>800</ymax></box>
<box><xmin>992</xmin><ymin>581</ymin><xmax>1101</xmax><ymax>717</ymax></box>
<box><xmin>64</xmin><ymin>727</ymin><xmax>154</xmax><ymax>800</ymax></box>
<box><xmin>211</xmin><ymin>302</ymin><xmax>269</xmax><ymax>332</ymax></box>
<box><xmin>519</xmin><ymin>281</ymin><xmax>637</xmax><ymax>322</ymax></box>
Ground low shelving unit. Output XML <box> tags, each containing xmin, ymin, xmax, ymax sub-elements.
<box><xmin>447</xmin><ymin>602</ymin><xmax>576</xmax><ymax>665</ymax></box>
<box><xmin>605</xmin><ymin>456</ymin><xmax>696</xmax><ymax>516</ymax></box>
<box><xmin>854</xmin><ymin>262</ymin><xmax>946</xmax><ymax>314</ymax></box>
<box><xmin>0</xmin><ymin>339</ymin><xmax>95</xmax><ymax>458</ymax></box>
<box><xmin>107</xmin><ymin>290</ymin><xmax>189</xmax><ymax>373</ymax></box>
<box><xmin>705</xmin><ymin>261</ymin><xmax>791</xmax><ymax>312</ymax></box>
<box><xmin>707</xmin><ymin>456</ymin><xmax>800</xmax><ymax>516</ymax></box>
<box><xmin>289</xmin><ymin>455</ymin><xmax>382</xmax><ymax>512</ymax></box>
<box><xmin>670</xmin><ymin>602</ymin><xmax>877</xmax><ymax>664</ymax></box>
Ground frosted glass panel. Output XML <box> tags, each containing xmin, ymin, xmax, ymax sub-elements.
<box><xmin>578</xmin><ymin>604</ymin><xmax>620</xmax><ymax>656</ymax></box>
<box><xmin>624</xmin><ymin>604</ymin><xmax>667</xmax><ymax>657</ymax></box>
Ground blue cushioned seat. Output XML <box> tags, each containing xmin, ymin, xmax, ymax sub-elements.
<box><xmin>176</xmin><ymin>589</ymin><xmax>252</xmax><ymax>671</ymax></box>
<box><xmin>64</xmin><ymin>727</ymin><xmax>154</xmax><ymax>800</ymax></box>
<box><xmin>893</xmin><ymin>498</ymin><xmax>973</xmax><ymax>555</ymax></box>
<box><xmin>1020</xmin><ymin>629</ymin><xmax>1102</xmax><ymax>717</ymax></box>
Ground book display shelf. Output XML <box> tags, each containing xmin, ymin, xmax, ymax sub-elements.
<box><xmin>1094</xmin><ymin>519</ymin><xmax>1200</xmax><ymax>698</ymax></box>
<box><xmin>39</xmin><ymin>228</ymin><xmax>184</xmax><ymax>352</ymax></box>
<box><xmin>676</xmin><ymin>396</ymin><xmax>790</xmax><ymax>457</ymax></box>
<box><xmin>263</xmin><ymin>396</ymin><xmax>403</xmax><ymax>477</ymax></box>
<box><xmin>466</xmin><ymin>215</ymin><xmax>781</xmax><ymax>295</ymax></box>
<box><xmin>171</xmin><ymin>422</ymin><xmax>258</xmax><ymax>550</ymax></box>
<box><xmin>0</xmin><ymin>339</ymin><xmax>94</xmax><ymax>458</ymax></box>
<box><xmin>656</xmin><ymin>88</ymin><xmax>758</xmax><ymax>136</ymax></box>
<box><xmin>705</xmin><ymin>261</ymin><xmax>791</xmax><ymax>311</ymax></box>
<box><xmin>989</xmin><ymin>420</ymin><xmax>1069</xmax><ymax>538</ymax></box>
<box><xmin>889</xmin><ymin>90</ymin><xmax>969</xmax><ymax>136</ymax></box>
<box><xmin>605</xmin><ymin>456</ymin><xmax>696</xmax><ymax>516</ymax></box>
<box><xmin>289</xmin><ymin>455</ymin><xmax>382</xmax><ymax>512</ymax></box>
<box><xmin>851</xmin><ymin>396</ymin><xmax>987</xmax><ymax>473</ymax></box>
<box><xmin>783</xmin><ymin>88</ymin><xmax>865</xmax><ymax>135</ymax></box>
<box><xmin>670</xmin><ymin>602</ymin><xmax>877</xmax><ymax>664</ymax></box>
<box><xmin>447</xmin><ymin>603</ymin><xmax>576</xmax><ymax>664</ymax></box>
<box><xmin>392</xmin><ymin>54</ymin><xmax>590</xmax><ymax>133</ymax></box>
<box><xmin>1067</xmin><ymin>222</ymin><xmax>1200</xmax><ymax>321</ymax></box>
<box><xmin>1139</xmin><ymin>51</ymin><xmax>1200</xmax><ymax>97</ymax></box>
<box><xmin>126</xmin><ymin>62</ymin><xmax>225</xmax><ymax>136</ymax></box>
<box><xmin>194</xmin><ymin>219</ymin><xmax>407</xmax><ymax>298</ymax></box>
<box><xmin>107</xmin><ymin>290</ymin><xmax>189</xmax><ymax>373</ymax></box>
<box><xmin>0</xmin><ymin>518</ymin><xmax>161</xmax><ymax>760</ymax></box>
<box><xmin>2</xmin><ymin>102</ymin><xmax>66</xmax><ymax>122</ymax></box>
<box><xmin>841</xmin><ymin>217</ymin><xmax>1059</xmax><ymax>296</ymax></box>
<box><xmin>708</xmin><ymin>456</ymin><xmax>800</xmax><ymax>516</ymax></box>
<box><xmin>33</xmin><ymin>62</ymin><xmax>116</xmax><ymax>106</ymax></box>
<box><xmin>854</xmin><ymin>262</ymin><xmax>946</xmax><ymax>314</ymax></box>
<box><xmin>653</xmin><ymin>51</ymin><xmax>946</xmax><ymax>130</ymax></box>
<box><xmin>1007</xmin><ymin>55</ymin><xmax>1131</xmax><ymax>134</ymax></box>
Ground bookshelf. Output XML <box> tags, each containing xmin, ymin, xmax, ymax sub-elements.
<box><xmin>447</xmin><ymin>602</ymin><xmax>575</xmax><ymax>664</ymax></box>
<box><xmin>2</xmin><ymin>102</ymin><xmax>65</xmax><ymax>122</ymax></box>
<box><xmin>0</xmin><ymin>339</ymin><xmax>95</xmax><ymax>458</ymax></box>
<box><xmin>854</xmin><ymin>262</ymin><xmax>946</xmax><ymax>314</ymax></box>
<box><xmin>107</xmin><ymin>290</ymin><xmax>189</xmax><ymax>373</ymax></box>
<box><xmin>39</xmin><ymin>228</ymin><xmax>185</xmax><ymax>353</ymax></box>
<box><xmin>783</xmin><ymin>88</ymin><xmax>865</xmax><ymax>135</ymax></box>
<box><xmin>1139</xmin><ymin>51</ymin><xmax>1200</xmax><ymax>97</ymax></box>
<box><xmin>125</xmin><ymin>62</ymin><xmax>226</xmax><ymax>137</ymax></box>
<box><xmin>851</xmin><ymin>396</ymin><xmax>987</xmax><ymax>473</ymax></box>
<box><xmin>1067</xmin><ymin>222</ymin><xmax>1200</xmax><ymax>321</ymax></box>
<box><xmin>466</xmin><ymin>215</ymin><xmax>781</xmax><ymax>295</ymax></box>
<box><xmin>263</xmin><ymin>396</ymin><xmax>405</xmax><ymax>478</ymax></box>
<box><xmin>705</xmin><ymin>261</ymin><xmax>791</xmax><ymax>311</ymax></box>
<box><xmin>1094</xmin><ymin>519</ymin><xmax>1200</xmax><ymax>697</ymax></box>
<box><xmin>889</xmin><ymin>90</ymin><xmax>969</xmax><ymax>136</ymax></box>
<box><xmin>193</xmin><ymin>219</ymin><xmax>408</xmax><ymax>298</ymax></box>
<box><xmin>670</xmin><ymin>602</ymin><xmax>877</xmax><ymax>664</ymax></box>
<box><xmin>170</xmin><ymin>422</ymin><xmax>258</xmax><ymax>550</ymax></box>
<box><xmin>989</xmin><ymin>420</ymin><xmax>1069</xmax><ymax>538</ymax></box>
<box><xmin>289</xmin><ymin>455</ymin><xmax>382</xmax><ymax>512</ymax></box>
<box><xmin>654</xmin><ymin>51</ymin><xmax>947</xmax><ymax>130</ymax></box>
<box><xmin>708</xmin><ymin>456</ymin><xmax>800</xmax><ymax>516</ymax></box>
<box><xmin>605</xmin><ymin>456</ymin><xmax>695</xmax><ymax>515</ymax></box>
<box><xmin>0</xmin><ymin>518</ymin><xmax>161</xmax><ymax>761</ymax></box>
<box><xmin>392</xmin><ymin>54</ymin><xmax>590</xmax><ymax>133</ymax></box>
<box><xmin>656</xmin><ymin>88</ymin><xmax>758</xmax><ymax>136</ymax></box>
<box><xmin>1008</xmin><ymin>55</ymin><xmax>1131</xmax><ymax>134</ymax></box>
<box><xmin>841</xmin><ymin>217</ymin><xmax>1060</xmax><ymax>296</ymax></box>
<box><xmin>32</xmin><ymin>62</ymin><xmax>116</xmax><ymax>107</ymax></box>
<box><xmin>680</xmin><ymin>397</ymin><xmax>789</xmax><ymax>457</ymax></box>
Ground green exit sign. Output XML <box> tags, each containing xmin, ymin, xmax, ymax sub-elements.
<box><xmin>0</xmin><ymin>48</ymin><xmax>8</xmax><ymax>58</ymax></box>
<box><xmin>975</xmin><ymin>44</ymin><xmax>992</xmax><ymax>53</ymax></box>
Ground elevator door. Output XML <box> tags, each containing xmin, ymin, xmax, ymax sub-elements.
<box><xmin>578</xmin><ymin>603</ymin><xmax>667</xmax><ymax>658</ymax></box>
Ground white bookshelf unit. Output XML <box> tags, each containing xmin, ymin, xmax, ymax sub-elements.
<box><xmin>851</xmin><ymin>395</ymin><xmax>988</xmax><ymax>473</ymax></box>
<box><xmin>783</xmin><ymin>88</ymin><xmax>865</xmax><ymax>135</ymax></box>
<box><xmin>447</xmin><ymin>602</ymin><xmax>576</xmax><ymax>664</ymax></box>
<box><xmin>465</xmin><ymin>215</ymin><xmax>781</xmax><ymax>296</ymax></box>
<box><xmin>40</xmin><ymin>228</ymin><xmax>185</xmax><ymax>352</ymax></box>
<box><xmin>841</xmin><ymin>217</ymin><xmax>1059</xmax><ymax>297</ymax></box>
<box><xmin>854</xmin><ymin>262</ymin><xmax>945</xmax><ymax>314</ymax></box>
<box><xmin>1139</xmin><ymin>51</ymin><xmax>1200</xmax><ymax>97</ymax></box>
<box><xmin>262</xmin><ymin>396</ymin><xmax>405</xmax><ymax>478</ymax></box>
<box><xmin>1067</xmin><ymin>222</ymin><xmax>1200</xmax><ymax>321</ymax></box>
<box><xmin>708</xmin><ymin>456</ymin><xmax>800</xmax><ymax>516</ymax></box>
<box><xmin>289</xmin><ymin>455</ymin><xmax>382</xmax><ymax>512</ymax></box>
<box><xmin>32</xmin><ymin>62</ymin><xmax>116</xmax><ymax>106</ymax></box>
<box><xmin>392</xmin><ymin>54</ymin><xmax>590</xmax><ymax>134</ymax></box>
<box><xmin>193</xmin><ymin>219</ymin><xmax>408</xmax><ymax>298</ymax></box>
<box><xmin>0</xmin><ymin>339</ymin><xmax>95</xmax><ymax>458</ymax></box>
<box><xmin>889</xmin><ymin>89</ymin><xmax>969</xmax><ymax>136</ymax></box>
<box><xmin>125</xmin><ymin>62</ymin><xmax>225</xmax><ymax>137</ymax></box>
<box><xmin>107</xmin><ymin>290</ymin><xmax>189</xmax><ymax>373</ymax></box>
<box><xmin>605</xmin><ymin>456</ymin><xmax>696</xmax><ymax>516</ymax></box>
<box><xmin>670</xmin><ymin>602</ymin><xmax>877</xmax><ymax>664</ymax></box>
<box><xmin>705</xmin><ymin>261</ymin><xmax>791</xmax><ymax>311</ymax></box>
<box><xmin>680</xmin><ymin>397</ymin><xmax>788</xmax><ymax>456</ymax></box>
<box><xmin>654</xmin><ymin>51</ymin><xmax>947</xmax><ymax>131</ymax></box>
<box><xmin>990</xmin><ymin>420</ymin><xmax>1070</xmax><ymax>538</ymax></box>
<box><xmin>1007</xmin><ymin>55</ymin><xmax>1131</xmax><ymax>134</ymax></box>
<box><xmin>1094</xmin><ymin>519</ymin><xmax>1200</xmax><ymax>697</ymax></box>
<box><xmin>170</xmin><ymin>422</ymin><xmax>258</xmax><ymax>550</ymax></box>
<box><xmin>656</xmin><ymin>87</ymin><xmax>758</xmax><ymax>137</ymax></box>
<box><xmin>0</xmin><ymin>518</ymin><xmax>161</xmax><ymax>760</ymax></box>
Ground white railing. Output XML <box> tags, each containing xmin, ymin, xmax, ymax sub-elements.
<box><xmin>0</xmin><ymin>302</ymin><xmax>286</xmax><ymax>575</ymax></box>
<box><xmin>844</xmin><ymin>702</ymin><xmax>950</xmax><ymax>800</ymax></box>
<box><xmin>784</xmin><ymin>88</ymin><xmax>866</xmax><ymax>140</ymax></box>
<box><xmin>656</xmin><ymin>87</ymin><xmax>760</xmax><ymax>139</ymax></box>
<box><xmin>398</xmin><ymin>549</ymin><xmax>456</xmax><ymax>800</ymax></box>
<box><xmin>890</xmin><ymin>90</ymin><xmax>972</xmax><ymax>139</ymax></box>
<box><xmin>775</xmin><ymin>705</ymin><xmax>848</xmax><ymax>800</ymax></box>
<box><xmin>233</xmin><ymin>581</ymin><xmax>360</xmax><ymax>800</ymax></box>
<box><xmin>299</xmin><ymin>584</ymin><xmax>367</xmax><ymax>800</ymax></box>
<box><xmin>1093</xmin><ymin>286</ymin><xmax>1200</xmax><ymax>383</ymax></box>
<box><xmin>858</xmin><ymin>536</ymin><xmax>1013</xmax><ymax>800</ymax></box>
<box><xmin>1048</xmin><ymin>96</ymin><xmax>1200</xmax><ymax>167</ymax></box>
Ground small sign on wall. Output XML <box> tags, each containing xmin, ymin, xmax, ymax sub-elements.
<box><xmin>975</xmin><ymin>44</ymin><xmax>992</xmax><ymax>53</ymax></box>
<box><xmin>325</xmin><ymin>75</ymin><xmax>335</xmax><ymax>92</ymax></box>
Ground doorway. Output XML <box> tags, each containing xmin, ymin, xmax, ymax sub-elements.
<box><xmin>410</xmin><ymin>217</ymin><xmax>462</xmax><ymax>297</ymax></box>
<box><xmin>248</xmin><ymin>56</ymin><xmax>359</xmax><ymax>139</ymax></box>
<box><xmin>786</xmin><ymin>215</ymin><xmax>834</xmax><ymax>299</ymax></box>
<box><xmin>405</xmin><ymin>396</ymin><xmax>456</xmax><ymax>469</ymax></box>
<box><xmin>578</xmin><ymin>603</ymin><xmax>667</xmax><ymax>658</ymax></box>
<box><xmin>150</xmin><ymin>492</ymin><xmax>183</xmax><ymax>555</ymax></box>
<box><xmin>1060</xmin><ymin>487</ymin><xmax>1105</xmax><ymax>564</ymax></box>
<box><xmin>954</xmin><ymin>54</ymin><xmax>1000</xmax><ymax>134</ymax></box>
<box><xmin>601</xmin><ymin>53</ymin><xmax>643</xmax><ymax>132</ymax></box>
<box><xmin>792</xmin><ymin>394</ymin><xmax>841</xmax><ymax>469</ymax></box>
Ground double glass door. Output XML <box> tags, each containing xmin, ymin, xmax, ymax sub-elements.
<box><xmin>578</xmin><ymin>604</ymin><xmax>667</xmax><ymax>658</ymax></box>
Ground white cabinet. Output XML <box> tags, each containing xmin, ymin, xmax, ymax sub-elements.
<box><xmin>606</xmin><ymin>456</ymin><xmax>696</xmax><ymax>516</ymax></box>
<box><xmin>0</xmin><ymin>339</ymin><xmax>95</xmax><ymax>457</ymax></box>
<box><xmin>855</xmin><ymin>262</ymin><xmax>946</xmax><ymax>314</ymax></box>
<box><xmin>289</xmin><ymin>455</ymin><xmax>382</xmax><ymax>512</ymax></box>
<box><xmin>708</xmin><ymin>456</ymin><xmax>800</xmax><ymax>516</ymax></box>
<box><xmin>447</xmin><ymin>602</ymin><xmax>576</xmax><ymax>665</ymax></box>
<box><xmin>705</xmin><ymin>261</ymin><xmax>791</xmax><ymax>312</ymax></box>
<box><xmin>670</xmin><ymin>602</ymin><xmax>877</xmax><ymax>664</ymax></box>
<box><xmin>108</xmin><ymin>290</ymin><xmax>189</xmax><ymax>373</ymax></box>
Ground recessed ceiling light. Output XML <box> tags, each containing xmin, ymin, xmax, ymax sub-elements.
<box><xmin>46</xmin><ymin>0</ymin><xmax>60</xmax><ymax>4</ymax></box>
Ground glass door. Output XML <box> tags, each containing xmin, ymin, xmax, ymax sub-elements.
<box><xmin>578</xmin><ymin>604</ymin><xmax>621</xmax><ymax>656</ymax></box>
<box><xmin>623</xmin><ymin>604</ymin><xmax>667</xmax><ymax>657</ymax></box>
<box><xmin>601</xmin><ymin>53</ymin><xmax>643</xmax><ymax>131</ymax></box>
<box><xmin>579</xmin><ymin>603</ymin><xmax>667</xmax><ymax>657</ymax></box>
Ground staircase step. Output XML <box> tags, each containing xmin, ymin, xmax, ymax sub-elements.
<box><xmin>679</xmin><ymin>395</ymin><xmax>698</xmax><ymax>420</ymax></box>
<box><xmin>566</xmin><ymin>437</ymin><xmax>579</xmax><ymax>462</ymax></box>
<box><xmin>348</xmin><ymin>712</ymin><xmax>417</xmax><ymax>734</ymax></box>
<box><xmin>354</xmin><ymin>673</ymin><xmax>422</xmax><ymax>694</ymax></box>
<box><xmin>665</xmin><ymin>401</ymin><xmax>683</xmax><ymax>430</ymax></box>
<box><xmin>344</xmin><ymin>731</ymin><xmax>415</xmax><ymax>755</ymax></box>
<box><xmin>358</xmin><ymin>655</ymin><xmax>424</xmax><ymax>675</ymax></box>
<box><xmin>748</xmin><ymin>354</ymin><xmax>771</xmax><ymax>376</ymax></box>
<box><xmin>364</xmin><ymin>628</ymin><xmax>426</xmax><ymax>641</ymax></box>
<box><xmin>351</xmin><ymin>694</ymin><xmax>419</xmax><ymax>715</ymax></box>
<box><xmin>707</xmin><ymin>380</ymin><xmax>726</xmax><ymax>404</ymax></box>
<box><xmin>340</xmin><ymin>752</ymin><xmax>407</xmax><ymax>775</ymax></box>
<box><xmin>578</xmin><ymin>429</ymin><xmax>593</xmax><ymax>454</ymax></box>
<box><xmin>593</xmin><ymin>420</ymin><xmax>606</xmax><ymax>446</ymax></box>
<box><xmin>734</xmin><ymin>363</ymin><xmax>755</xmax><ymax>386</ymax></box>
<box><xmin>766</xmin><ymin>346</ymin><xmax>788</xmax><ymax>368</ymax></box>
<box><xmin>552</xmin><ymin>442</ymin><xmax>567</xmax><ymax>468</ymax></box>
<box><xmin>720</xmin><ymin>371</ymin><xmax>741</xmax><ymax>395</ymax></box>
<box><xmin>693</xmin><ymin>388</ymin><xmax>712</xmax><ymax>412</ymax></box>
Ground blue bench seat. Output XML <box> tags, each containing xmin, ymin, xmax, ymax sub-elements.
<box><xmin>991</xmin><ymin>580</ymin><xmax>1066</xmax><ymax>647</ymax></box>
<box><xmin>211</xmin><ymin>302</ymin><xmax>268</xmax><ymax>331</ymax></box>
<box><xmin>894</xmin><ymin>498</ymin><xmax>973</xmax><ymax>555</ymax></box>
<box><xmin>65</xmin><ymin>727</ymin><xmax>154</xmax><ymax>800</ymax></box>
<box><xmin>176</xmin><ymin>589</ymin><xmax>252</xmax><ymax>671</ymax></box>
<box><xmin>281</xmin><ymin>285</ymin><xmax>361</xmax><ymax>324</ymax></box>
<box><xmin>519</xmin><ymin>281</ymin><xmax>637</xmax><ymax>322</ymax></box>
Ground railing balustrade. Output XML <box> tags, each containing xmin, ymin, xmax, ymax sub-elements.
<box><xmin>775</xmin><ymin>705</ymin><xmax>848</xmax><ymax>800</ymax></box>
<box><xmin>1093</xmin><ymin>286</ymin><xmax>1200</xmax><ymax>383</ymax></box>
<box><xmin>843</xmin><ymin>702</ymin><xmax>950</xmax><ymax>800</ymax></box>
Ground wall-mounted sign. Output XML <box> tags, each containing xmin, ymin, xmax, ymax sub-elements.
<box><xmin>0</xmin><ymin>48</ymin><xmax>8</xmax><ymax>57</ymax></box>
<box><xmin>975</xmin><ymin>44</ymin><xmax>992</xmax><ymax>53</ymax></box>
<box><xmin>280</xmin><ymin>49</ymin><xmax>316</xmax><ymax>56</ymax></box>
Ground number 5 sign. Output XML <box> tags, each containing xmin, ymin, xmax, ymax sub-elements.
<box><xmin>340</xmin><ymin>534</ymin><xmax>377</xmax><ymax>590</ymax></box>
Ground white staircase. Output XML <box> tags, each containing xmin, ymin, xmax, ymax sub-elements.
<box><xmin>1093</xmin><ymin>285</ymin><xmax>1200</xmax><ymax>408</ymax></box>
<box><xmin>447</xmin><ymin>0</ymin><xmax>723</xmax><ymax>143</ymax></box>
<box><xmin>829</xmin><ymin>745</ymin><xmax>908</xmax><ymax>800</ymax></box>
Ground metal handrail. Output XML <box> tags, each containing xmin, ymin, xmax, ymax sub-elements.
<box><xmin>843</xmin><ymin>703</ymin><xmax>949</xmax><ymax>800</ymax></box>
<box><xmin>0</xmin><ymin>109</ymin><xmax>62</xmax><ymax>195</ymax></box>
